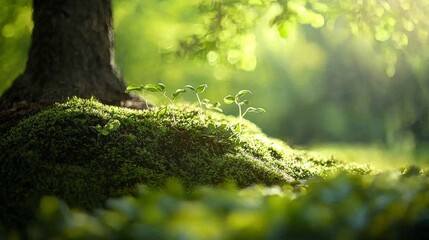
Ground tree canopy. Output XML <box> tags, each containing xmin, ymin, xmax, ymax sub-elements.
<box><xmin>2</xmin><ymin>0</ymin><xmax>429</xmax><ymax>79</ymax></box>
<box><xmin>116</xmin><ymin>0</ymin><xmax>429</xmax><ymax>75</ymax></box>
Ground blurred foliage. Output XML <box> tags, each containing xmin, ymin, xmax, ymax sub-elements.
<box><xmin>308</xmin><ymin>0</ymin><xmax>429</xmax><ymax>77</ymax></box>
<box><xmin>113</xmin><ymin>0</ymin><xmax>429</xmax><ymax>74</ymax></box>
<box><xmin>251</xmin><ymin>24</ymin><xmax>429</xmax><ymax>148</ymax></box>
<box><xmin>110</xmin><ymin>0</ymin><xmax>429</xmax><ymax>151</ymax></box>
<box><xmin>1</xmin><ymin>0</ymin><xmax>429</xmax><ymax>156</ymax></box>
<box><xmin>313</xmin><ymin>143</ymin><xmax>429</xmax><ymax>171</ymax></box>
<box><xmin>0</xmin><ymin>0</ymin><xmax>31</xmax><ymax>95</ymax></box>
<box><xmin>2</xmin><ymin>171</ymin><xmax>429</xmax><ymax>239</ymax></box>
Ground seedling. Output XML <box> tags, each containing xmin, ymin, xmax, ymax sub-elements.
<box><xmin>201</xmin><ymin>99</ymin><xmax>223</xmax><ymax>112</ymax></box>
<box><xmin>126</xmin><ymin>84</ymin><xmax>150</xmax><ymax>109</ymax></box>
<box><xmin>92</xmin><ymin>119</ymin><xmax>121</xmax><ymax>136</ymax></box>
<box><xmin>127</xmin><ymin>84</ymin><xmax>264</xmax><ymax>134</ymax></box>
<box><xmin>126</xmin><ymin>83</ymin><xmax>186</xmax><ymax>123</ymax></box>
<box><xmin>185</xmin><ymin>84</ymin><xmax>222</xmax><ymax>121</ymax></box>
<box><xmin>224</xmin><ymin>90</ymin><xmax>266</xmax><ymax>135</ymax></box>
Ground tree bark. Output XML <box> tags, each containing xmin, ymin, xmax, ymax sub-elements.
<box><xmin>0</xmin><ymin>0</ymin><xmax>135</xmax><ymax>109</ymax></box>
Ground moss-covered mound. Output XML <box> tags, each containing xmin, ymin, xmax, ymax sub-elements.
<box><xmin>0</xmin><ymin>98</ymin><xmax>370</xmax><ymax>227</ymax></box>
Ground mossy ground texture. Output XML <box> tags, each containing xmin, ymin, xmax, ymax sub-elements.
<box><xmin>0</xmin><ymin>98</ymin><xmax>370</xmax><ymax>228</ymax></box>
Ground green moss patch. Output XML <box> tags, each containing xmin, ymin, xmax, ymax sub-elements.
<box><xmin>0</xmin><ymin>97</ymin><xmax>370</xmax><ymax>227</ymax></box>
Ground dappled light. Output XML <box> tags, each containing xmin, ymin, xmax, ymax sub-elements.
<box><xmin>1</xmin><ymin>0</ymin><xmax>429</xmax><ymax>238</ymax></box>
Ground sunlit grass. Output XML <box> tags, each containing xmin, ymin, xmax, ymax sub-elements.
<box><xmin>310</xmin><ymin>143</ymin><xmax>429</xmax><ymax>171</ymax></box>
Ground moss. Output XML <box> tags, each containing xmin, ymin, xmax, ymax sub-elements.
<box><xmin>0</xmin><ymin>97</ymin><xmax>371</xmax><ymax>227</ymax></box>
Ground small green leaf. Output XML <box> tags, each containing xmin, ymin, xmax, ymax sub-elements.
<box><xmin>242</xmin><ymin>100</ymin><xmax>250</xmax><ymax>105</ymax></box>
<box><xmin>157</xmin><ymin>83</ymin><xmax>166</xmax><ymax>91</ymax></box>
<box><xmin>224</xmin><ymin>95</ymin><xmax>235</xmax><ymax>104</ymax></box>
<box><xmin>106</xmin><ymin>119</ymin><xmax>121</xmax><ymax>131</ymax></box>
<box><xmin>211</xmin><ymin>107</ymin><xmax>223</xmax><ymax>112</ymax></box>
<box><xmin>176</xmin><ymin>88</ymin><xmax>187</xmax><ymax>94</ymax></box>
<box><xmin>202</xmin><ymin>98</ymin><xmax>210</xmax><ymax>104</ymax></box>
<box><xmin>185</xmin><ymin>85</ymin><xmax>195</xmax><ymax>91</ymax></box>
<box><xmin>235</xmin><ymin>90</ymin><xmax>252</xmax><ymax>101</ymax></box>
<box><xmin>247</xmin><ymin>107</ymin><xmax>266</xmax><ymax>113</ymax></box>
<box><xmin>144</xmin><ymin>84</ymin><xmax>163</xmax><ymax>92</ymax></box>
<box><xmin>196</xmin><ymin>84</ymin><xmax>208</xmax><ymax>94</ymax></box>
<box><xmin>205</xmin><ymin>101</ymin><xmax>223</xmax><ymax>112</ymax></box>
<box><xmin>100</xmin><ymin>129</ymin><xmax>109</xmax><ymax>136</ymax></box>
<box><xmin>172</xmin><ymin>88</ymin><xmax>186</xmax><ymax>100</ymax></box>
<box><xmin>157</xmin><ymin>106</ymin><xmax>167</xmax><ymax>116</ymax></box>
<box><xmin>125</xmin><ymin>85</ymin><xmax>143</xmax><ymax>93</ymax></box>
<box><xmin>213</xmin><ymin>101</ymin><xmax>221</xmax><ymax>108</ymax></box>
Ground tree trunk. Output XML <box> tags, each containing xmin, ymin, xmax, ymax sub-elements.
<box><xmin>0</xmin><ymin>0</ymin><xmax>135</xmax><ymax>110</ymax></box>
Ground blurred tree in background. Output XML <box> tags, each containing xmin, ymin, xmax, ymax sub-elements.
<box><xmin>1</xmin><ymin>0</ymin><xmax>428</xmax><ymax>162</ymax></box>
<box><xmin>112</xmin><ymin>0</ymin><xmax>429</xmax><ymax>161</ymax></box>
